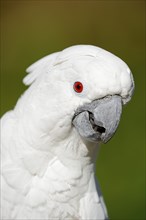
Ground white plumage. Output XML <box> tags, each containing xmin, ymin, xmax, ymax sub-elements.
<box><xmin>1</xmin><ymin>45</ymin><xmax>134</xmax><ymax>220</ymax></box>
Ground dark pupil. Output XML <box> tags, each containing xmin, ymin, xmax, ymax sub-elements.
<box><xmin>77</xmin><ymin>84</ymin><xmax>81</xmax><ymax>89</ymax></box>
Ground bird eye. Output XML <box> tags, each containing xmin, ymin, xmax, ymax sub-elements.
<box><xmin>73</xmin><ymin>81</ymin><xmax>83</xmax><ymax>93</ymax></box>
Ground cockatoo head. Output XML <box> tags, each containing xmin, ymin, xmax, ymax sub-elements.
<box><xmin>22</xmin><ymin>45</ymin><xmax>134</xmax><ymax>151</ymax></box>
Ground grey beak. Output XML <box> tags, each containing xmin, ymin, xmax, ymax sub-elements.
<box><xmin>72</xmin><ymin>95</ymin><xmax>122</xmax><ymax>143</ymax></box>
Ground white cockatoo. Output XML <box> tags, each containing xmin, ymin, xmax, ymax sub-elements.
<box><xmin>1</xmin><ymin>45</ymin><xmax>134</xmax><ymax>220</ymax></box>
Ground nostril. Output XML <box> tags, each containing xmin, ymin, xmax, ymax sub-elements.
<box><xmin>89</xmin><ymin>112</ymin><xmax>94</xmax><ymax>120</ymax></box>
<box><xmin>88</xmin><ymin>112</ymin><xmax>95</xmax><ymax>125</ymax></box>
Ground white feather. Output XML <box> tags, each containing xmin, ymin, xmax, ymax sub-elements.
<box><xmin>23</xmin><ymin>52</ymin><xmax>59</xmax><ymax>85</ymax></box>
<box><xmin>1</xmin><ymin>45</ymin><xmax>134</xmax><ymax>220</ymax></box>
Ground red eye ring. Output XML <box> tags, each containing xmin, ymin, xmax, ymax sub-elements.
<box><xmin>73</xmin><ymin>81</ymin><xmax>83</xmax><ymax>93</ymax></box>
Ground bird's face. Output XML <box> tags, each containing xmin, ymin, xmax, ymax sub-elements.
<box><xmin>47</xmin><ymin>54</ymin><xmax>134</xmax><ymax>144</ymax></box>
<box><xmin>23</xmin><ymin>45</ymin><xmax>134</xmax><ymax>150</ymax></box>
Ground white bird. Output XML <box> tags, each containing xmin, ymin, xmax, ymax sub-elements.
<box><xmin>1</xmin><ymin>45</ymin><xmax>134</xmax><ymax>220</ymax></box>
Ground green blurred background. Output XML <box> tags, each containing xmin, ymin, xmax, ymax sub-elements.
<box><xmin>0</xmin><ymin>1</ymin><xmax>145</xmax><ymax>219</ymax></box>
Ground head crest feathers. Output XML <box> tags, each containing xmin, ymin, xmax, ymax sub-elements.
<box><xmin>23</xmin><ymin>52</ymin><xmax>59</xmax><ymax>86</ymax></box>
<box><xmin>22</xmin><ymin>45</ymin><xmax>134</xmax><ymax>105</ymax></box>
<box><xmin>23</xmin><ymin>45</ymin><xmax>101</xmax><ymax>86</ymax></box>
